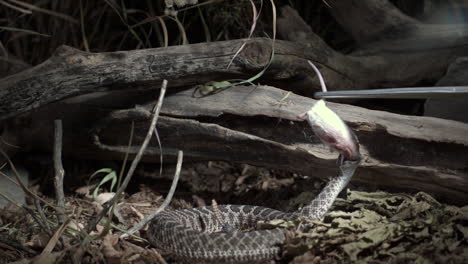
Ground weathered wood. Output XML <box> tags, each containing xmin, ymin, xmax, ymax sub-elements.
<box><xmin>3</xmin><ymin>6</ymin><xmax>468</xmax><ymax>120</ymax></box>
<box><xmin>2</xmin><ymin>0</ymin><xmax>468</xmax><ymax>204</ymax></box>
<box><xmin>277</xmin><ymin>5</ymin><xmax>468</xmax><ymax>92</ymax></box>
<box><xmin>326</xmin><ymin>0</ymin><xmax>419</xmax><ymax>44</ymax></box>
<box><xmin>0</xmin><ymin>53</ymin><xmax>30</xmax><ymax>78</ymax></box>
<box><xmin>0</xmin><ymin>42</ymin><xmax>244</xmax><ymax>120</ymax></box>
<box><xmin>425</xmin><ymin>57</ymin><xmax>468</xmax><ymax>123</ymax></box>
<box><xmin>0</xmin><ymin>37</ymin><xmax>362</xmax><ymax>120</ymax></box>
<box><xmin>7</xmin><ymin>86</ymin><xmax>468</xmax><ymax>204</ymax></box>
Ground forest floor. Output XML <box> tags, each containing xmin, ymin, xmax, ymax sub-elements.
<box><xmin>1</xmin><ymin>160</ymin><xmax>467</xmax><ymax>264</ymax></box>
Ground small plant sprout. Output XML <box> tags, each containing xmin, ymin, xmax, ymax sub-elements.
<box><xmin>89</xmin><ymin>168</ymin><xmax>118</xmax><ymax>198</ymax></box>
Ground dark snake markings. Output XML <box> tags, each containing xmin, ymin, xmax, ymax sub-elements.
<box><xmin>147</xmin><ymin>159</ymin><xmax>359</xmax><ymax>263</ymax></box>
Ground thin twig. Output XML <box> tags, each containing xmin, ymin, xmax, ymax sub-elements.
<box><xmin>85</xmin><ymin>79</ymin><xmax>168</xmax><ymax>233</ymax></box>
<box><xmin>79</xmin><ymin>0</ymin><xmax>90</xmax><ymax>52</ymax></box>
<box><xmin>117</xmin><ymin>122</ymin><xmax>134</xmax><ymax>191</ymax></box>
<box><xmin>74</xmin><ymin>81</ymin><xmax>168</xmax><ymax>262</ymax></box>
<box><xmin>130</xmin><ymin>0</ymin><xmax>222</xmax><ymax>29</ymax></box>
<box><xmin>34</xmin><ymin>199</ymin><xmax>53</xmax><ymax>236</ymax></box>
<box><xmin>113</xmin><ymin>79</ymin><xmax>167</xmax><ymax>202</ymax></box>
<box><xmin>0</xmin><ymin>149</ymin><xmax>54</xmax><ymax>207</ymax></box>
<box><xmin>53</xmin><ymin>120</ymin><xmax>66</xmax><ymax>223</ymax></box>
<box><xmin>0</xmin><ymin>190</ymin><xmax>53</xmax><ymax>238</ymax></box>
<box><xmin>0</xmin><ymin>189</ymin><xmax>22</xmax><ymax>207</ymax></box>
<box><xmin>226</xmin><ymin>0</ymin><xmax>260</xmax><ymax>69</ymax></box>
<box><xmin>0</xmin><ymin>236</ymin><xmax>37</xmax><ymax>255</ymax></box>
<box><xmin>6</xmin><ymin>0</ymin><xmax>79</xmax><ymax>24</ymax></box>
<box><xmin>0</xmin><ymin>136</ymin><xmax>21</xmax><ymax>149</ymax></box>
<box><xmin>121</xmin><ymin>150</ymin><xmax>183</xmax><ymax>238</ymax></box>
<box><xmin>153</xmin><ymin>128</ymin><xmax>163</xmax><ymax>176</ymax></box>
<box><xmin>150</xmin><ymin>248</ymin><xmax>168</xmax><ymax>264</ymax></box>
<box><xmin>42</xmin><ymin>218</ymin><xmax>70</xmax><ymax>253</ymax></box>
<box><xmin>0</xmin><ymin>0</ymin><xmax>32</xmax><ymax>14</ymax></box>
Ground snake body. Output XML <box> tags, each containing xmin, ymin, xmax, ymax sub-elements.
<box><xmin>148</xmin><ymin>99</ymin><xmax>360</xmax><ymax>262</ymax></box>
<box><xmin>147</xmin><ymin>159</ymin><xmax>359</xmax><ymax>263</ymax></box>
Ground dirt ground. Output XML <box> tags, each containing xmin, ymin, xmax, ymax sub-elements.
<box><xmin>1</xmin><ymin>160</ymin><xmax>467</xmax><ymax>264</ymax></box>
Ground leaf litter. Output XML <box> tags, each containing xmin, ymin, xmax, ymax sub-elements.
<box><xmin>1</xmin><ymin>161</ymin><xmax>467</xmax><ymax>263</ymax></box>
<box><xmin>283</xmin><ymin>190</ymin><xmax>468</xmax><ymax>264</ymax></box>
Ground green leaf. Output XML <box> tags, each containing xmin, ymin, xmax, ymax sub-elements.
<box><xmin>90</xmin><ymin>168</ymin><xmax>118</xmax><ymax>198</ymax></box>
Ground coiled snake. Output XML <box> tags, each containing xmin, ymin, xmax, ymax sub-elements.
<box><xmin>147</xmin><ymin>100</ymin><xmax>361</xmax><ymax>263</ymax></box>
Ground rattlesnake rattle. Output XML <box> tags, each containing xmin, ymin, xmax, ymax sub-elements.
<box><xmin>146</xmin><ymin>95</ymin><xmax>361</xmax><ymax>262</ymax></box>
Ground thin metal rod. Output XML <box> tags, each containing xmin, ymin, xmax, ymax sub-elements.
<box><xmin>315</xmin><ymin>86</ymin><xmax>468</xmax><ymax>99</ymax></box>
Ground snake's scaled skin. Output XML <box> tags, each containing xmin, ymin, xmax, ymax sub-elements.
<box><xmin>147</xmin><ymin>159</ymin><xmax>360</xmax><ymax>263</ymax></box>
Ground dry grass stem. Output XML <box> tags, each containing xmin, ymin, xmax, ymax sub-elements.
<box><xmin>83</xmin><ymin>79</ymin><xmax>168</xmax><ymax>243</ymax></box>
<box><xmin>121</xmin><ymin>150</ymin><xmax>183</xmax><ymax>238</ymax></box>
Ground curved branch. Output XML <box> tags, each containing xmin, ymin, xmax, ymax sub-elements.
<box><xmin>326</xmin><ymin>0</ymin><xmax>420</xmax><ymax>44</ymax></box>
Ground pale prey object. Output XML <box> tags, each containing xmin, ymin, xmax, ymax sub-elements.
<box><xmin>145</xmin><ymin>59</ymin><xmax>362</xmax><ymax>262</ymax></box>
<box><xmin>147</xmin><ymin>97</ymin><xmax>362</xmax><ymax>262</ymax></box>
<box><xmin>298</xmin><ymin>99</ymin><xmax>360</xmax><ymax>161</ymax></box>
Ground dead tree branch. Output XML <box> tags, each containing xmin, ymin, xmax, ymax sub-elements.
<box><xmin>3</xmin><ymin>14</ymin><xmax>468</xmax><ymax>120</ymax></box>
<box><xmin>53</xmin><ymin>119</ymin><xmax>65</xmax><ymax>222</ymax></box>
<box><xmin>7</xmin><ymin>85</ymin><xmax>467</xmax><ymax>203</ymax></box>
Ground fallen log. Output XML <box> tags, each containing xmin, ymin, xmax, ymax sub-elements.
<box><xmin>2</xmin><ymin>0</ymin><xmax>468</xmax><ymax>204</ymax></box>
<box><xmin>8</xmin><ymin>85</ymin><xmax>468</xmax><ymax>204</ymax></box>
<box><xmin>277</xmin><ymin>4</ymin><xmax>468</xmax><ymax>94</ymax></box>
<box><xmin>424</xmin><ymin>57</ymin><xmax>468</xmax><ymax>123</ymax></box>
<box><xmin>3</xmin><ymin>3</ymin><xmax>468</xmax><ymax>120</ymax></box>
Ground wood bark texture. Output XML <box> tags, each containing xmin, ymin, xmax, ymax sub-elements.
<box><xmin>7</xmin><ymin>86</ymin><xmax>468</xmax><ymax>204</ymax></box>
<box><xmin>1</xmin><ymin>0</ymin><xmax>467</xmax><ymax>204</ymax></box>
<box><xmin>3</xmin><ymin>4</ymin><xmax>468</xmax><ymax>119</ymax></box>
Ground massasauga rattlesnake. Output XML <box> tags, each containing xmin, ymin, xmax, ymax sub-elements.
<box><xmin>147</xmin><ymin>158</ymin><xmax>359</xmax><ymax>263</ymax></box>
<box><xmin>147</xmin><ymin>98</ymin><xmax>360</xmax><ymax>262</ymax></box>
